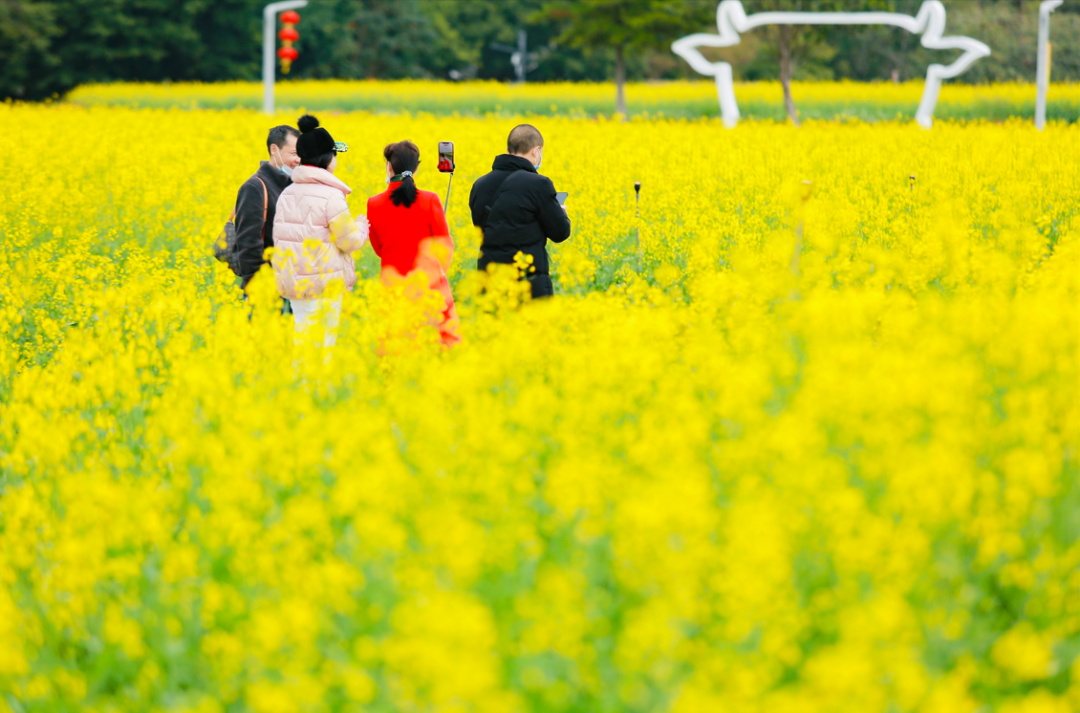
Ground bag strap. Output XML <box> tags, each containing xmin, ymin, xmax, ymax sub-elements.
<box><xmin>480</xmin><ymin>169</ymin><xmax>521</xmax><ymax>229</ymax></box>
<box><xmin>257</xmin><ymin>177</ymin><xmax>268</xmax><ymax>220</ymax></box>
<box><xmin>227</xmin><ymin>176</ymin><xmax>267</xmax><ymax>225</ymax></box>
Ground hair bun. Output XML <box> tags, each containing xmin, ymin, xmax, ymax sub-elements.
<box><xmin>297</xmin><ymin>114</ymin><xmax>320</xmax><ymax>133</ymax></box>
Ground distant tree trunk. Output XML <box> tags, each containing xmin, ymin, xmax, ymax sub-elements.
<box><xmin>887</xmin><ymin>31</ymin><xmax>911</xmax><ymax>85</ymax></box>
<box><xmin>778</xmin><ymin>25</ymin><xmax>800</xmax><ymax>126</ymax></box>
<box><xmin>614</xmin><ymin>44</ymin><xmax>627</xmax><ymax>117</ymax></box>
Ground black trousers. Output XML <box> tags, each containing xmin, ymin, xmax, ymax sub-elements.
<box><xmin>477</xmin><ymin>259</ymin><xmax>553</xmax><ymax>300</ymax></box>
<box><xmin>527</xmin><ymin>273</ymin><xmax>553</xmax><ymax>299</ymax></box>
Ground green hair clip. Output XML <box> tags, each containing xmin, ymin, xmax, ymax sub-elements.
<box><xmin>334</xmin><ymin>141</ymin><xmax>349</xmax><ymax>153</ymax></box>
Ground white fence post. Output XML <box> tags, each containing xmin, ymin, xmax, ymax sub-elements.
<box><xmin>1036</xmin><ymin>0</ymin><xmax>1064</xmax><ymax>131</ymax></box>
<box><xmin>263</xmin><ymin>0</ymin><xmax>308</xmax><ymax>115</ymax></box>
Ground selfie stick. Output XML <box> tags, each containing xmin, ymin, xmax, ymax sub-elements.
<box><xmin>445</xmin><ymin>173</ymin><xmax>453</xmax><ymax>214</ymax></box>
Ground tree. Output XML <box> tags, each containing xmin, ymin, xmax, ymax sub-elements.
<box><xmin>417</xmin><ymin>0</ymin><xmax>543</xmax><ymax>82</ymax></box>
<box><xmin>5</xmin><ymin>0</ymin><xmax>1078</xmax><ymax>102</ymax></box>
<box><xmin>0</xmin><ymin>0</ymin><xmax>266</xmax><ymax>100</ymax></box>
<box><xmin>0</xmin><ymin>0</ymin><xmax>59</xmax><ymax>99</ymax></box>
<box><xmin>294</xmin><ymin>0</ymin><xmax>442</xmax><ymax>79</ymax></box>
<box><xmin>749</xmin><ymin>0</ymin><xmax>852</xmax><ymax>126</ymax></box>
<box><xmin>46</xmin><ymin>0</ymin><xmax>228</xmax><ymax>86</ymax></box>
<box><xmin>536</xmin><ymin>0</ymin><xmax>712</xmax><ymax>115</ymax></box>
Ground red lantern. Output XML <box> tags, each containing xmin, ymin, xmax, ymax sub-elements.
<box><xmin>278</xmin><ymin>11</ymin><xmax>301</xmax><ymax>74</ymax></box>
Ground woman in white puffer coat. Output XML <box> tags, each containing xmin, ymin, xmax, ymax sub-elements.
<box><xmin>272</xmin><ymin>114</ymin><xmax>369</xmax><ymax>346</ymax></box>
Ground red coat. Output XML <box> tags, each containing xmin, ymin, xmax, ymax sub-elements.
<box><xmin>367</xmin><ymin>184</ymin><xmax>460</xmax><ymax>347</ymax></box>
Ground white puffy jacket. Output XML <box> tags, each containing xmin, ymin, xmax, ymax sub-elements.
<box><xmin>272</xmin><ymin>165</ymin><xmax>369</xmax><ymax>299</ymax></box>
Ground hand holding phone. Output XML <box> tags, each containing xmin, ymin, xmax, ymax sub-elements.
<box><xmin>556</xmin><ymin>192</ymin><xmax>568</xmax><ymax>205</ymax></box>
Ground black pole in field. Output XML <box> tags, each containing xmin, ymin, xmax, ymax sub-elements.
<box><xmin>634</xmin><ymin>181</ymin><xmax>641</xmax><ymax>250</ymax></box>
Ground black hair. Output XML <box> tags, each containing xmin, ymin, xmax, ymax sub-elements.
<box><xmin>508</xmin><ymin>124</ymin><xmax>543</xmax><ymax>155</ymax></box>
<box><xmin>384</xmin><ymin>140</ymin><xmax>420</xmax><ymax>208</ymax></box>
<box><xmin>303</xmin><ymin>150</ymin><xmax>336</xmax><ymax>170</ymax></box>
<box><xmin>266</xmin><ymin>124</ymin><xmax>300</xmax><ymax>154</ymax></box>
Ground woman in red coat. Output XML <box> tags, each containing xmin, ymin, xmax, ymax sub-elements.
<box><xmin>367</xmin><ymin>141</ymin><xmax>460</xmax><ymax>348</ymax></box>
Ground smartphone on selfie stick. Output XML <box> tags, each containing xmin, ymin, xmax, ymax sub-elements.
<box><xmin>438</xmin><ymin>141</ymin><xmax>455</xmax><ymax>212</ymax></box>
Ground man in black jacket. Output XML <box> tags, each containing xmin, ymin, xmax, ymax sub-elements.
<box><xmin>470</xmin><ymin>124</ymin><xmax>572</xmax><ymax>299</ymax></box>
<box><xmin>234</xmin><ymin>124</ymin><xmax>300</xmax><ymax>289</ymax></box>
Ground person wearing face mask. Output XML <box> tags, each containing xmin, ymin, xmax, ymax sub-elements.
<box><xmin>469</xmin><ymin>124</ymin><xmax>571</xmax><ymax>299</ymax></box>
<box><xmin>272</xmin><ymin>114</ymin><xmax>369</xmax><ymax>347</ymax></box>
<box><xmin>233</xmin><ymin>124</ymin><xmax>301</xmax><ymax>290</ymax></box>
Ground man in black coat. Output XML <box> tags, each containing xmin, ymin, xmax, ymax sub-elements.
<box><xmin>234</xmin><ymin>124</ymin><xmax>300</xmax><ymax>289</ymax></box>
<box><xmin>469</xmin><ymin>124</ymin><xmax>572</xmax><ymax>299</ymax></box>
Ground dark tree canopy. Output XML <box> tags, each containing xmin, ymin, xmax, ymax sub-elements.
<box><xmin>4</xmin><ymin>0</ymin><xmax>1079</xmax><ymax>101</ymax></box>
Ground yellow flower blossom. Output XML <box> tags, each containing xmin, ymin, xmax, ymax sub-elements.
<box><xmin>0</xmin><ymin>94</ymin><xmax>1077</xmax><ymax>712</ymax></box>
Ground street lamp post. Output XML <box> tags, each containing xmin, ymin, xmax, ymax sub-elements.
<box><xmin>1035</xmin><ymin>0</ymin><xmax>1063</xmax><ymax>131</ymax></box>
<box><xmin>264</xmin><ymin>0</ymin><xmax>308</xmax><ymax>115</ymax></box>
<box><xmin>491</xmin><ymin>30</ymin><xmax>536</xmax><ymax>84</ymax></box>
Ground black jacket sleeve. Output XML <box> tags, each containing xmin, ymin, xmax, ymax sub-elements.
<box><xmin>234</xmin><ymin>178</ymin><xmax>266</xmax><ymax>287</ymax></box>
<box><xmin>468</xmin><ymin>180</ymin><xmax>480</xmax><ymax>227</ymax></box>
<box><xmin>535</xmin><ymin>177</ymin><xmax>572</xmax><ymax>244</ymax></box>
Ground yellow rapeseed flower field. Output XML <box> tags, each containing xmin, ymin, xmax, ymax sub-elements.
<box><xmin>66</xmin><ymin>79</ymin><xmax>1080</xmax><ymax>122</ymax></box>
<box><xmin>70</xmin><ymin>78</ymin><xmax>1076</xmax><ymax>107</ymax></box>
<box><xmin>0</xmin><ymin>99</ymin><xmax>1078</xmax><ymax>713</ymax></box>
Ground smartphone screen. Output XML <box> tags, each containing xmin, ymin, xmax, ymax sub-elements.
<box><xmin>556</xmin><ymin>192</ymin><xmax>568</xmax><ymax>205</ymax></box>
<box><xmin>438</xmin><ymin>141</ymin><xmax>455</xmax><ymax>173</ymax></box>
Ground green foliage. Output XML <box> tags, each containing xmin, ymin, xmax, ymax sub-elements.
<box><xmin>5</xmin><ymin>0</ymin><xmax>1080</xmax><ymax>102</ymax></box>
<box><xmin>295</xmin><ymin>0</ymin><xmax>443</xmax><ymax>79</ymax></box>
<box><xmin>532</xmin><ymin>0</ymin><xmax>715</xmax><ymax>112</ymax></box>
<box><xmin>0</xmin><ymin>0</ymin><xmax>59</xmax><ymax>99</ymax></box>
<box><xmin>539</xmin><ymin>0</ymin><xmax>712</xmax><ymax>53</ymax></box>
<box><xmin>738</xmin><ymin>0</ymin><xmax>1080</xmax><ymax>84</ymax></box>
<box><xmin>900</xmin><ymin>0</ymin><xmax>1080</xmax><ymax>85</ymax></box>
<box><xmin>743</xmin><ymin>0</ymin><xmax>857</xmax><ymax>81</ymax></box>
<box><xmin>1</xmin><ymin>0</ymin><xmax>264</xmax><ymax>99</ymax></box>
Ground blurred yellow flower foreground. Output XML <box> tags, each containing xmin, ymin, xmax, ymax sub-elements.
<box><xmin>0</xmin><ymin>104</ymin><xmax>1078</xmax><ymax>713</ymax></box>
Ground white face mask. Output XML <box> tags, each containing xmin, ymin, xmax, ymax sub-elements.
<box><xmin>271</xmin><ymin>150</ymin><xmax>293</xmax><ymax>178</ymax></box>
<box><xmin>534</xmin><ymin>148</ymin><xmax>543</xmax><ymax>171</ymax></box>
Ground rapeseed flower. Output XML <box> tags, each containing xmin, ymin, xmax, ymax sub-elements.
<box><xmin>0</xmin><ymin>100</ymin><xmax>1077</xmax><ymax>712</ymax></box>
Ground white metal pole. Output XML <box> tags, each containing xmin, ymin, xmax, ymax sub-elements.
<box><xmin>1036</xmin><ymin>0</ymin><xmax>1063</xmax><ymax>130</ymax></box>
<box><xmin>517</xmin><ymin>30</ymin><xmax>527</xmax><ymax>84</ymax></box>
<box><xmin>263</xmin><ymin>0</ymin><xmax>308</xmax><ymax>115</ymax></box>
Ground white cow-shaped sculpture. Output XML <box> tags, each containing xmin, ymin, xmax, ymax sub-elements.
<box><xmin>672</xmin><ymin>0</ymin><xmax>991</xmax><ymax>128</ymax></box>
